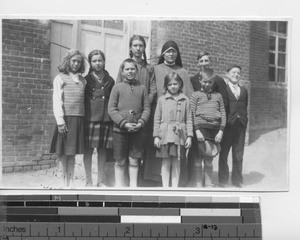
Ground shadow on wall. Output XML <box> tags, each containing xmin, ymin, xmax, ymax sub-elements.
<box><xmin>248</xmin><ymin>126</ymin><xmax>286</xmax><ymax>145</ymax></box>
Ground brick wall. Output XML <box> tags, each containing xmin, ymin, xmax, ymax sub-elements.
<box><xmin>249</xmin><ymin>21</ymin><xmax>287</xmax><ymax>131</ymax></box>
<box><xmin>150</xmin><ymin>20</ymin><xmax>250</xmax><ymax>81</ymax></box>
<box><xmin>150</xmin><ymin>20</ymin><xmax>287</xmax><ymax>140</ymax></box>
<box><xmin>2</xmin><ymin>19</ymin><xmax>56</xmax><ymax>172</ymax></box>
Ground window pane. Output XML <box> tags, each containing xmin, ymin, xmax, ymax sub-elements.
<box><xmin>81</xmin><ymin>20</ymin><xmax>102</xmax><ymax>27</ymax></box>
<box><xmin>278</xmin><ymin>53</ymin><xmax>286</xmax><ymax>67</ymax></box>
<box><xmin>269</xmin><ymin>67</ymin><xmax>276</xmax><ymax>82</ymax></box>
<box><xmin>269</xmin><ymin>36</ymin><xmax>276</xmax><ymax>51</ymax></box>
<box><xmin>278</xmin><ymin>68</ymin><xmax>286</xmax><ymax>82</ymax></box>
<box><xmin>270</xmin><ymin>21</ymin><xmax>277</xmax><ymax>32</ymax></box>
<box><xmin>104</xmin><ymin>20</ymin><xmax>123</xmax><ymax>30</ymax></box>
<box><xmin>278</xmin><ymin>38</ymin><xmax>286</xmax><ymax>52</ymax></box>
<box><xmin>133</xmin><ymin>21</ymin><xmax>150</xmax><ymax>34</ymax></box>
<box><xmin>269</xmin><ymin>52</ymin><xmax>275</xmax><ymax>65</ymax></box>
<box><xmin>278</xmin><ymin>21</ymin><xmax>287</xmax><ymax>34</ymax></box>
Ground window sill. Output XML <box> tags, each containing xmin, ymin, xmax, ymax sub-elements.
<box><xmin>267</xmin><ymin>81</ymin><xmax>288</xmax><ymax>89</ymax></box>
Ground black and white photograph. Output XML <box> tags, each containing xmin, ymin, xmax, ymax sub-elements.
<box><xmin>1</xmin><ymin>1</ymin><xmax>300</xmax><ymax>240</ymax></box>
<box><xmin>1</xmin><ymin>17</ymin><xmax>289</xmax><ymax>191</ymax></box>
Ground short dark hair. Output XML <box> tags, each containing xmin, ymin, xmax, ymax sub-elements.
<box><xmin>163</xmin><ymin>72</ymin><xmax>184</xmax><ymax>94</ymax></box>
<box><xmin>120</xmin><ymin>58</ymin><xmax>138</xmax><ymax>70</ymax></box>
<box><xmin>87</xmin><ymin>49</ymin><xmax>106</xmax><ymax>73</ymax></box>
<box><xmin>226</xmin><ymin>64</ymin><xmax>242</xmax><ymax>72</ymax></box>
<box><xmin>197</xmin><ymin>51</ymin><xmax>210</xmax><ymax>61</ymax></box>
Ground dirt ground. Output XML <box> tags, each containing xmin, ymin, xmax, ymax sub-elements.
<box><xmin>1</xmin><ymin>128</ymin><xmax>288</xmax><ymax>191</ymax></box>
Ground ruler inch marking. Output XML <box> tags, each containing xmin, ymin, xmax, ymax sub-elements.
<box><xmin>2</xmin><ymin>195</ymin><xmax>261</xmax><ymax>239</ymax></box>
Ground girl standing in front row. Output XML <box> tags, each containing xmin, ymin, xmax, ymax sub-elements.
<box><xmin>50</xmin><ymin>49</ymin><xmax>86</xmax><ymax>188</ymax></box>
<box><xmin>153</xmin><ymin>72</ymin><xmax>193</xmax><ymax>188</ymax></box>
<box><xmin>83</xmin><ymin>50</ymin><xmax>115</xmax><ymax>187</ymax></box>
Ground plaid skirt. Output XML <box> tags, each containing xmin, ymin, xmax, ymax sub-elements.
<box><xmin>50</xmin><ymin>116</ymin><xmax>84</xmax><ymax>155</ymax></box>
<box><xmin>84</xmin><ymin>121</ymin><xmax>113</xmax><ymax>149</ymax></box>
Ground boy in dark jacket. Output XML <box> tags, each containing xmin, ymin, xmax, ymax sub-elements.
<box><xmin>218</xmin><ymin>65</ymin><xmax>248</xmax><ymax>188</ymax></box>
<box><xmin>108</xmin><ymin>58</ymin><xmax>150</xmax><ymax>188</ymax></box>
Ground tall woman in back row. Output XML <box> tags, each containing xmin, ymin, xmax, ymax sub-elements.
<box><xmin>145</xmin><ymin>40</ymin><xmax>194</xmax><ymax>185</ymax></box>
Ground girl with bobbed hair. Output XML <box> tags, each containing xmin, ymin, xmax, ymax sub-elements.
<box><xmin>83</xmin><ymin>49</ymin><xmax>115</xmax><ymax>187</ymax></box>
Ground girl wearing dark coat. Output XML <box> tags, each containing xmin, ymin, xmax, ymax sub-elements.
<box><xmin>83</xmin><ymin>50</ymin><xmax>115</xmax><ymax>187</ymax></box>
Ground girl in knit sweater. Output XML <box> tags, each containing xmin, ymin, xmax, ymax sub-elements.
<box><xmin>153</xmin><ymin>72</ymin><xmax>193</xmax><ymax>188</ymax></box>
<box><xmin>50</xmin><ymin>49</ymin><xmax>86</xmax><ymax>188</ymax></box>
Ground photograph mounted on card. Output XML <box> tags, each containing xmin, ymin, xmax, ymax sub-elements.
<box><xmin>1</xmin><ymin>17</ymin><xmax>289</xmax><ymax>191</ymax></box>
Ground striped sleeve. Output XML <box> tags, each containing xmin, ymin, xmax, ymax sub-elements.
<box><xmin>218</xmin><ymin>93</ymin><xmax>226</xmax><ymax>131</ymax></box>
<box><xmin>189</xmin><ymin>92</ymin><xmax>198</xmax><ymax>124</ymax></box>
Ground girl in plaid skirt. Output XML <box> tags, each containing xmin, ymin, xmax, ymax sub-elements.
<box><xmin>83</xmin><ymin>50</ymin><xmax>115</xmax><ymax>187</ymax></box>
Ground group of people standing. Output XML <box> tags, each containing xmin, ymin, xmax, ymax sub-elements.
<box><xmin>50</xmin><ymin>35</ymin><xmax>248</xmax><ymax>189</ymax></box>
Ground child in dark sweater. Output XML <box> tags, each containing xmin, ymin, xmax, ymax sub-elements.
<box><xmin>108</xmin><ymin>58</ymin><xmax>150</xmax><ymax>187</ymax></box>
<box><xmin>190</xmin><ymin>68</ymin><xmax>226</xmax><ymax>187</ymax></box>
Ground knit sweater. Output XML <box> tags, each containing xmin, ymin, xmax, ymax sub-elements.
<box><xmin>190</xmin><ymin>73</ymin><xmax>229</xmax><ymax>112</ymax></box>
<box><xmin>53</xmin><ymin>73</ymin><xmax>86</xmax><ymax>125</ymax></box>
<box><xmin>190</xmin><ymin>90</ymin><xmax>226</xmax><ymax>131</ymax></box>
<box><xmin>108</xmin><ymin>79</ymin><xmax>150</xmax><ymax>133</ymax></box>
<box><xmin>116</xmin><ymin>61</ymin><xmax>157</xmax><ymax>105</ymax></box>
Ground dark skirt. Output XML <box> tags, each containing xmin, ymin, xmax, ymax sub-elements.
<box><xmin>84</xmin><ymin>121</ymin><xmax>113</xmax><ymax>149</ymax></box>
<box><xmin>50</xmin><ymin>116</ymin><xmax>84</xmax><ymax>155</ymax></box>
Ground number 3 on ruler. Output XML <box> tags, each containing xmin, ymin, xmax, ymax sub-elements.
<box><xmin>195</xmin><ymin>227</ymin><xmax>201</xmax><ymax>234</ymax></box>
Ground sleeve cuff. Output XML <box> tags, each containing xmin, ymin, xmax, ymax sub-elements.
<box><xmin>138</xmin><ymin>119</ymin><xmax>146</xmax><ymax>127</ymax></box>
<box><xmin>56</xmin><ymin>117</ymin><xmax>65</xmax><ymax>126</ymax></box>
<box><xmin>119</xmin><ymin>119</ymin><xmax>128</xmax><ymax>129</ymax></box>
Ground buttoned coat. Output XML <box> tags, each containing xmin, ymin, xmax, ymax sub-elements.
<box><xmin>153</xmin><ymin>92</ymin><xmax>193</xmax><ymax>146</ymax></box>
<box><xmin>84</xmin><ymin>70</ymin><xmax>115</xmax><ymax>122</ymax></box>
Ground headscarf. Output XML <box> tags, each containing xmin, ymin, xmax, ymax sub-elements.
<box><xmin>157</xmin><ymin>40</ymin><xmax>183</xmax><ymax>67</ymax></box>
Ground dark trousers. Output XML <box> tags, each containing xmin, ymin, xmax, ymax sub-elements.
<box><xmin>218</xmin><ymin>120</ymin><xmax>246</xmax><ymax>185</ymax></box>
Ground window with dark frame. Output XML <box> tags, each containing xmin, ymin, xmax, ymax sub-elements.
<box><xmin>268</xmin><ymin>21</ymin><xmax>288</xmax><ymax>83</ymax></box>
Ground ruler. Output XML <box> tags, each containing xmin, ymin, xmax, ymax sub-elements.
<box><xmin>0</xmin><ymin>194</ymin><xmax>262</xmax><ymax>240</ymax></box>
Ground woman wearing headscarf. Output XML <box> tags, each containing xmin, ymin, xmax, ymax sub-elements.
<box><xmin>143</xmin><ymin>40</ymin><xmax>193</xmax><ymax>186</ymax></box>
<box><xmin>154</xmin><ymin>40</ymin><xmax>194</xmax><ymax>98</ymax></box>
